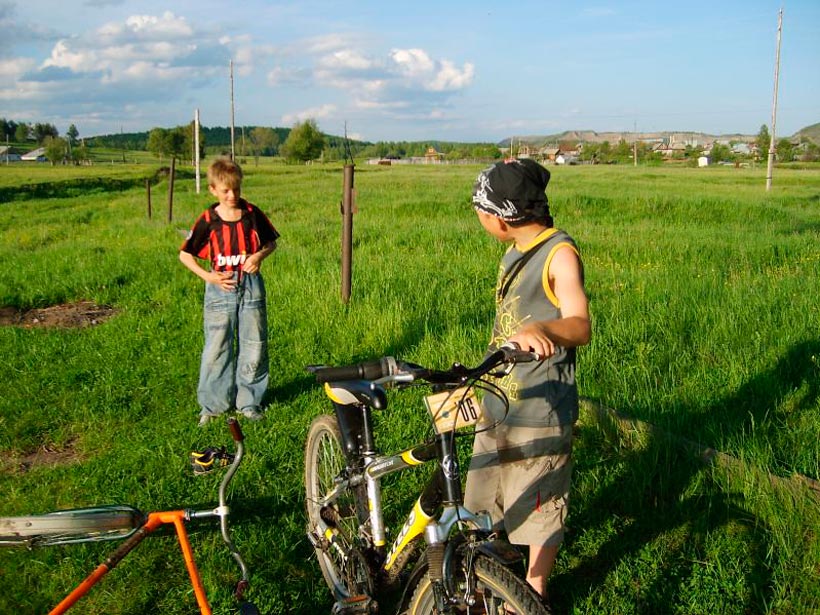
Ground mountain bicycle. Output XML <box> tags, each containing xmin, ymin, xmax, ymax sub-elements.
<box><xmin>0</xmin><ymin>418</ymin><xmax>258</xmax><ymax>615</ymax></box>
<box><xmin>305</xmin><ymin>343</ymin><xmax>550</xmax><ymax>614</ymax></box>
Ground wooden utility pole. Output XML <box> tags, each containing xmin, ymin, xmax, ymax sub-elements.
<box><xmin>766</xmin><ymin>8</ymin><xmax>783</xmax><ymax>192</ymax></box>
<box><xmin>167</xmin><ymin>157</ymin><xmax>176</xmax><ymax>223</ymax></box>
<box><xmin>341</xmin><ymin>164</ymin><xmax>355</xmax><ymax>303</ymax></box>
<box><xmin>194</xmin><ymin>108</ymin><xmax>201</xmax><ymax>194</ymax></box>
<box><xmin>146</xmin><ymin>178</ymin><xmax>152</xmax><ymax>219</ymax></box>
<box><xmin>230</xmin><ymin>60</ymin><xmax>236</xmax><ymax>161</ymax></box>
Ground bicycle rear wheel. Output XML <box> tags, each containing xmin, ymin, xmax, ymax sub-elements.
<box><xmin>406</xmin><ymin>553</ymin><xmax>548</xmax><ymax>614</ymax></box>
<box><xmin>0</xmin><ymin>505</ymin><xmax>143</xmax><ymax>547</ymax></box>
<box><xmin>304</xmin><ymin>414</ymin><xmax>371</xmax><ymax>599</ymax></box>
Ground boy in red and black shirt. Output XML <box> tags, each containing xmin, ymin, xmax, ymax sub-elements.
<box><xmin>180</xmin><ymin>158</ymin><xmax>279</xmax><ymax>425</ymax></box>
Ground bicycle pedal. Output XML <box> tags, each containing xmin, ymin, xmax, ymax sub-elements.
<box><xmin>190</xmin><ymin>446</ymin><xmax>235</xmax><ymax>475</ymax></box>
<box><xmin>331</xmin><ymin>595</ymin><xmax>376</xmax><ymax>614</ymax></box>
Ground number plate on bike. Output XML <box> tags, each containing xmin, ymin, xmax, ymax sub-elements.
<box><xmin>424</xmin><ymin>387</ymin><xmax>482</xmax><ymax>434</ymax></box>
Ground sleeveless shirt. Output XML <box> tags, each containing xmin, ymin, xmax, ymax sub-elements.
<box><xmin>483</xmin><ymin>227</ymin><xmax>581</xmax><ymax>427</ymax></box>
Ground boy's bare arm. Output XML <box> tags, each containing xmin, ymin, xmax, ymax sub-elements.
<box><xmin>507</xmin><ymin>247</ymin><xmax>591</xmax><ymax>358</ymax></box>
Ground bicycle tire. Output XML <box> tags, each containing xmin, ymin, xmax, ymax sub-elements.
<box><xmin>0</xmin><ymin>505</ymin><xmax>143</xmax><ymax>547</ymax></box>
<box><xmin>405</xmin><ymin>553</ymin><xmax>548</xmax><ymax>614</ymax></box>
<box><xmin>304</xmin><ymin>414</ymin><xmax>371</xmax><ymax>599</ymax></box>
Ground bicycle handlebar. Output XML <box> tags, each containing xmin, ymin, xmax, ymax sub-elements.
<box><xmin>308</xmin><ymin>343</ymin><xmax>540</xmax><ymax>386</ymax></box>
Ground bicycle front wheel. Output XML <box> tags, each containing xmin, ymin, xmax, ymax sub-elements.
<box><xmin>406</xmin><ymin>553</ymin><xmax>548</xmax><ymax>614</ymax></box>
<box><xmin>304</xmin><ymin>414</ymin><xmax>371</xmax><ymax>599</ymax></box>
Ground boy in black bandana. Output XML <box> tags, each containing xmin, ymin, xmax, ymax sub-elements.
<box><xmin>464</xmin><ymin>158</ymin><xmax>591</xmax><ymax>603</ymax></box>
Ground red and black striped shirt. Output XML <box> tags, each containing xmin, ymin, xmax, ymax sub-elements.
<box><xmin>180</xmin><ymin>199</ymin><xmax>280</xmax><ymax>272</ymax></box>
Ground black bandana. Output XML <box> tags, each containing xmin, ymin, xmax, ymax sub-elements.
<box><xmin>472</xmin><ymin>158</ymin><xmax>551</xmax><ymax>224</ymax></box>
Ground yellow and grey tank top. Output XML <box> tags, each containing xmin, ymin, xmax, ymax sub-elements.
<box><xmin>483</xmin><ymin>228</ymin><xmax>581</xmax><ymax>427</ymax></box>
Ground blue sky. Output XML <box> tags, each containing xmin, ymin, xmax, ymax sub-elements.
<box><xmin>2</xmin><ymin>0</ymin><xmax>818</xmax><ymax>142</ymax></box>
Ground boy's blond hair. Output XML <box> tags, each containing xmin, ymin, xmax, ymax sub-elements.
<box><xmin>207</xmin><ymin>158</ymin><xmax>243</xmax><ymax>190</ymax></box>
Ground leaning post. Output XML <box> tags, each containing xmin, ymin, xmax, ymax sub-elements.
<box><xmin>167</xmin><ymin>157</ymin><xmax>176</xmax><ymax>223</ymax></box>
<box><xmin>341</xmin><ymin>164</ymin><xmax>354</xmax><ymax>303</ymax></box>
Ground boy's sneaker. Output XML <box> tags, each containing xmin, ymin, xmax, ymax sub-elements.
<box><xmin>190</xmin><ymin>446</ymin><xmax>235</xmax><ymax>475</ymax></box>
<box><xmin>198</xmin><ymin>412</ymin><xmax>220</xmax><ymax>427</ymax></box>
<box><xmin>239</xmin><ymin>407</ymin><xmax>264</xmax><ymax>421</ymax></box>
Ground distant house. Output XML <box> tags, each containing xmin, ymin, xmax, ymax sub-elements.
<box><xmin>517</xmin><ymin>143</ymin><xmax>538</xmax><ymax>159</ymax></box>
<box><xmin>0</xmin><ymin>146</ymin><xmax>21</xmax><ymax>162</ymax></box>
<box><xmin>539</xmin><ymin>147</ymin><xmax>560</xmax><ymax>162</ymax></box>
<box><xmin>697</xmin><ymin>156</ymin><xmax>710</xmax><ymax>167</ymax></box>
<box><xmin>731</xmin><ymin>143</ymin><xmax>751</xmax><ymax>155</ymax></box>
<box><xmin>557</xmin><ymin>142</ymin><xmax>580</xmax><ymax>157</ymax></box>
<box><xmin>555</xmin><ymin>154</ymin><xmax>579</xmax><ymax>165</ymax></box>
<box><xmin>424</xmin><ymin>146</ymin><xmax>444</xmax><ymax>164</ymax></box>
<box><xmin>21</xmin><ymin>147</ymin><xmax>47</xmax><ymax>162</ymax></box>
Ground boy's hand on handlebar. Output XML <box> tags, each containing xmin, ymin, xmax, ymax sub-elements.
<box><xmin>507</xmin><ymin>323</ymin><xmax>555</xmax><ymax>360</ymax></box>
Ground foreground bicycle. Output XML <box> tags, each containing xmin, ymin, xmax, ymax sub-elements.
<box><xmin>305</xmin><ymin>343</ymin><xmax>549</xmax><ymax>614</ymax></box>
<box><xmin>0</xmin><ymin>418</ymin><xmax>257</xmax><ymax>615</ymax></box>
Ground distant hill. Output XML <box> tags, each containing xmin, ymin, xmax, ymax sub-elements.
<box><xmin>501</xmin><ymin>130</ymin><xmax>758</xmax><ymax>147</ymax></box>
<box><xmin>501</xmin><ymin>123</ymin><xmax>820</xmax><ymax>147</ymax></box>
<box><xmin>793</xmin><ymin>122</ymin><xmax>820</xmax><ymax>145</ymax></box>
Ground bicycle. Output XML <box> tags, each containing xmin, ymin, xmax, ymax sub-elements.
<box><xmin>0</xmin><ymin>418</ymin><xmax>258</xmax><ymax>615</ymax></box>
<box><xmin>305</xmin><ymin>343</ymin><xmax>550</xmax><ymax>614</ymax></box>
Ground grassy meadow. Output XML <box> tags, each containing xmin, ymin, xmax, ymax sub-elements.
<box><xmin>0</xmin><ymin>159</ymin><xmax>819</xmax><ymax>614</ymax></box>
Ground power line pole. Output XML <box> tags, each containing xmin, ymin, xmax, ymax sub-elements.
<box><xmin>194</xmin><ymin>108</ymin><xmax>201</xmax><ymax>194</ymax></box>
<box><xmin>230</xmin><ymin>59</ymin><xmax>236</xmax><ymax>161</ymax></box>
<box><xmin>766</xmin><ymin>8</ymin><xmax>783</xmax><ymax>192</ymax></box>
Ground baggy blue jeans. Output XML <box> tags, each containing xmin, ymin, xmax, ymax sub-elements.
<box><xmin>197</xmin><ymin>272</ymin><xmax>269</xmax><ymax>417</ymax></box>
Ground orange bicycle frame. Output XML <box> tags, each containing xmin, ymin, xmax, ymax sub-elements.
<box><xmin>50</xmin><ymin>509</ymin><xmax>212</xmax><ymax>615</ymax></box>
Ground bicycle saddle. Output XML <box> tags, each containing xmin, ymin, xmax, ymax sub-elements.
<box><xmin>323</xmin><ymin>381</ymin><xmax>388</xmax><ymax>410</ymax></box>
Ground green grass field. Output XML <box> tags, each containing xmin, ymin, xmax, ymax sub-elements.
<box><xmin>0</xmin><ymin>160</ymin><xmax>818</xmax><ymax>614</ymax></box>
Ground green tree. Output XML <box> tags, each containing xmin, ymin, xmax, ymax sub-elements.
<box><xmin>74</xmin><ymin>142</ymin><xmax>90</xmax><ymax>164</ymax></box>
<box><xmin>756</xmin><ymin>124</ymin><xmax>771</xmax><ymax>157</ymax></box>
<box><xmin>281</xmin><ymin>119</ymin><xmax>325</xmax><ymax>163</ymax></box>
<box><xmin>710</xmin><ymin>142</ymin><xmax>732</xmax><ymax>163</ymax></box>
<box><xmin>249</xmin><ymin>127</ymin><xmax>278</xmax><ymax>164</ymax></box>
<box><xmin>613</xmin><ymin>139</ymin><xmax>632</xmax><ymax>162</ymax></box>
<box><xmin>66</xmin><ymin>124</ymin><xmax>79</xmax><ymax>146</ymax></box>
<box><xmin>1</xmin><ymin>118</ymin><xmax>17</xmax><ymax>140</ymax></box>
<box><xmin>43</xmin><ymin>136</ymin><xmax>68</xmax><ymax>165</ymax></box>
<box><xmin>775</xmin><ymin>138</ymin><xmax>794</xmax><ymax>162</ymax></box>
<box><xmin>147</xmin><ymin>127</ymin><xmax>170</xmax><ymax>161</ymax></box>
<box><xmin>798</xmin><ymin>140</ymin><xmax>820</xmax><ymax>162</ymax></box>
<box><xmin>469</xmin><ymin>143</ymin><xmax>501</xmax><ymax>159</ymax></box>
<box><xmin>15</xmin><ymin>123</ymin><xmax>30</xmax><ymax>142</ymax></box>
<box><xmin>167</xmin><ymin>126</ymin><xmax>188</xmax><ymax>160</ymax></box>
<box><xmin>33</xmin><ymin>122</ymin><xmax>59</xmax><ymax>143</ymax></box>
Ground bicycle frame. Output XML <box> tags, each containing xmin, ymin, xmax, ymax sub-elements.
<box><xmin>314</xmin><ymin>384</ymin><xmax>494</xmax><ymax>577</ymax></box>
<box><xmin>11</xmin><ymin>419</ymin><xmax>251</xmax><ymax>615</ymax></box>
<box><xmin>51</xmin><ymin>508</ymin><xmax>213</xmax><ymax>615</ymax></box>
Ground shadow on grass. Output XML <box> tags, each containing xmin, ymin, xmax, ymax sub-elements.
<box><xmin>0</xmin><ymin>168</ymin><xmax>194</xmax><ymax>202</ymax></box>
<box><xmin>551</xmin><ymin>339</ymin><xmax>820</xmax><ymax>613</ymax></box>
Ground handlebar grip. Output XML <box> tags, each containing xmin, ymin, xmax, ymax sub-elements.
<box><xmin>499</xmin><ymin>342</ymin><xmax>542</xmax><ymax>363</ymax></box>
<box><xmin>228</xmin><ymin>418</ymin><xmax>244</xmax><ymax>442</ymax></box>
<box><xmin>310</xmin><ymin>357</ymin><xmax>398</xmax><ymax>383</ymax></box>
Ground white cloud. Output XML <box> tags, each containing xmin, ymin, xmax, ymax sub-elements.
<box><xmin>267</xmin><ymin>65</ymin><xmax>311</xmax><ymax>86</ymax></box>
<box><xmin>0</xmin><ymin>56</ymin><xmax>35</xmax><ymax>78</ymax></box>
<box><xmin>390</xmin><ymin>49</ymin><xmax>434</xmax><ymax>78</ymax></box>
<box><xmin>97</xmin><ymin>12</ymin><xmax>194</xmax><ymax>42</ymax></box>
<box><xmin>308</xmin><ymin>44</ymin><xmax>473</xmax><ymax>105</ymax></box>
<box><xmin>428</xmin><ymin>59</ymin><xmax>475</xmax><ymax>92</ymax></box>
<box><xmin>281</xmin><ymin>104</ymin><xmax>336</xmax><ymax>126</ymax></box>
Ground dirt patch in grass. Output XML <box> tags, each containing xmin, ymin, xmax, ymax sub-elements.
<box><xmin>0</xmin><ymin>438</ymin><xmax>84</xmax><ymax>475</ymax></box>
<box><xmin>0</xmin><ymin>301</ymin><xmax>117</xmax><ymax>329</ymax></box>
